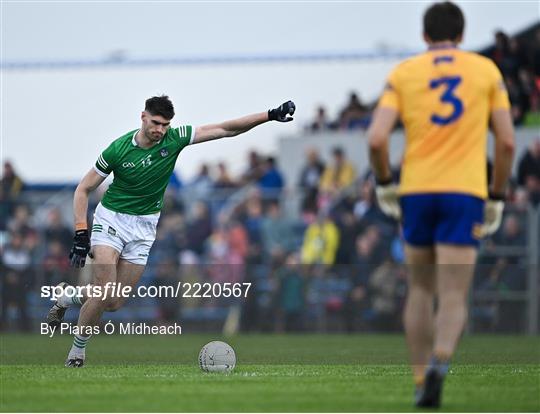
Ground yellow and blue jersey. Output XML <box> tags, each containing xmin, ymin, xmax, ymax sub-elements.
<box><xmin>378</xmin><ymin>46</ymin><xmax>510</xmax><ymax>199</ymax></box>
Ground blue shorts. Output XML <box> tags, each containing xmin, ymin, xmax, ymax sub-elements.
<box><xmin>400</xmin><ymin>193</ymin><xmax>484</xmax><ymax>247</ymax></box>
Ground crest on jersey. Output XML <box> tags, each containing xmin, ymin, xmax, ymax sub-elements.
<box><xmin>160</xmin><ymin>148</ymin><xmax>169</xmax><ymax>157</ymax></box>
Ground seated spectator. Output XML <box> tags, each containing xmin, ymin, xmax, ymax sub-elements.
<box><xmin>334</xmin><ymin>210</ymin><xmax>360</xmax><ymax>265</ymax></box>
<box><xmin>257</xmin><ymin>157</ymin><xmax>285</xmax><ymax>202</ymax></box>
<box><xmin>261</xmin><ymin>201</ymin><xmax>296</xmax><ymax>261</ymax></box>
<box><xmin>517</xmin><ymin>139</ymin><xmax>540</xmax><ymax>205</ymax></box>
<box><xmin>1</xmin><ymin>161</ymin><xmax>24</xmax><ymax>203</ymax></box>
<box><xmin>1</xmin><ymin>232</ymin><xmax>32</xmax><ymax>331</ymax></box>
<box><xmin>298</xmin><ymin>148</ymin><xmax>325</xmax><ymax>215</ymax></box>
<box><xmin>241</xmin><ymin>150</ymin><xmax>263</xmax><ymax>185</ymax></box>
<box><xmin>369</xmin><ymin>259</ymin><xmax>401</xmax><ymax>332</ymax></box>
<box><xmin>42</xmin><ymin>239</ymin><xmax>71</xmax><ymax>286</ymax></box>
<box><xmin>338</xmin><ymin>92</ymin><xmax>369</xmax><ymax>130</ymax></box>
<box><xmin>275</xmin><ymin>252</ymin><xmax>305</xmax><ymax>332</ymax></box>
<box><xmin>309</xmin><ymin>106</ymin><xmax>334</xmax><ymax>132</ymax></box>
<box><xmin>7</xmin><ymin>204</ymin><xmax>38</xmax><ymax>251</ymax></box>
<box><xmin>241</xmin><ymin>197</ymin><xmax>264</xmax><ymax>251</ymax></box>
<box><xmin>186</xmin><ymin>202</ymin><xmax>212</xmax><ymax>256</ymax></box>
<box><xmin>301</xmin><ymin>213</ymin><xmax>340</xmax><ymax>265</ymax></box>
<box><xmin>214</xmin><ymin>162</ymin><xmax>237</xmax><ymax>190</ymax></box>
<box><xmin>188</xmin><ymin>164</ymin><xmax>214</xmax><ymax>200</ymax></box>
<box><xmin>43</xmin><ymin>207</ymin><xmax>72</xmax><ymax>251</ymax></box>
<box><xmin>319</xmin><ymin>147</ymin><xmax>357</xmax><ymax>207</ymax></box>
<box><xmin>505</xmin><ymin>76</ymin><xmax>528</xmax><ymax>125</ymax></box>
<box><xmin>353</xmin><ymin>179</ymin><xmax>388</xmax><ymax>226</ymax></box>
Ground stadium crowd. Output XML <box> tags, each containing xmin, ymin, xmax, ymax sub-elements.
<box><xmin>1</xmin><ymin>135</ymin><xmax>539</xmax><ymax>333</ymax></box>
<box><xmin>2</xmin><ymin>27</ymin><xmax>539</xmax><ymax>333</ymax></box>
<box><xmin>306</xmin><ymin>28</ymin><xmax>540</xmax><ymax>131</ymax></box>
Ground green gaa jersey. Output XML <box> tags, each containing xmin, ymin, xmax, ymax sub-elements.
<box><xmin>94</xmin><ymin>126</ymin><xmax>194</xmax><ymax>215</ymax></box>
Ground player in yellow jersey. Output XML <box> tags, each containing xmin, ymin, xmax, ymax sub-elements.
<box><xmin>367</xmin><ymin>1</ymin><xmax>515</xmax><ymax>408</ymax></box>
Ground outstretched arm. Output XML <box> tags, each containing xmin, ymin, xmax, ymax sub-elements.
<box><xmin>192</xmin><ymin>101</ymin><xmax>295</xmax><ymax>145</ymax></box>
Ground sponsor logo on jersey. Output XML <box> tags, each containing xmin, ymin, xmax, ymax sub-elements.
<box><xmin>108</xmin><ymin>226</ymin><xmax>117</xmax><ymax>236</ymax></box>
<box><xmin>141</xmin><ymin>154</ymin><xmax>152</xmax><ymax>167</ymax></box>
<box><xmin>160</xmin><ymin>148</ymin><xmax>169</xmax><ymax>157</ymax></box>
<box><xmin>122</xmin><ymin>162</ymin><xmax>136</xmax><ymax>168</ymax></box>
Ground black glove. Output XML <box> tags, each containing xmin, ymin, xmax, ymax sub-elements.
<box><xmin>268</xmin><ymin>101</ymin><xmax>295</xmax><ymax>122</ymax></box>
<box><xmin>69</xmin><ymin>229</ymin><xmax>91</xmax><ymax>268</ymax></box>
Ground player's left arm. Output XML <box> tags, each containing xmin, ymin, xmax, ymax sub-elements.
<box><xmin>192</xmin><ymin>101</ymin><xmax>295</xmax><ymax>145</ymax></box>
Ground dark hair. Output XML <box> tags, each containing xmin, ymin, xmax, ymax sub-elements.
<box><xmin>423</xmin><ymin>2</ymin><xmax>464</xmax><ymax>42</ymax></box>
<box><xmin>145</xmin><ymin>95</ymin><xmax>175</xmax><ymax>120</ymax></box>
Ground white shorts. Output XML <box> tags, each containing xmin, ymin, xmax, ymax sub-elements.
<box><xmin>90</xmin><ymin>203</ymin><xmax>160</xmax><ymax>265</ymax></box>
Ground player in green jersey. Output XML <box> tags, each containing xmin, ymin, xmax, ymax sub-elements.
<box><xmin>47</xmin><ymin>95</ymin><xmax>296</xmax><ymax>367</ymax></box>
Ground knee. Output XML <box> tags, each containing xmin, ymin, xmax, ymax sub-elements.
<box><xmin>104</xmin><ymin>298</ymin><xmax>124</xmax><ymax>312</ymax></box>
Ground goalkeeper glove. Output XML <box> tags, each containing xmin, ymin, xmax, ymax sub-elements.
<box><xmin>268</xmin><ymin>101</ymin><xmax>295</xmax><ymax>122</ymax></box>
<box><xmin>375</xmin><ymin>179</ymin><xmax>401</xmax><ymax>220</ymax></box>
<box><xmin>69</xmin><ymin>229</ymin><xmax>91</xmax><ymax>268</ymax></box>
<box><xmin>481</xmin><ymin>192</ymin><xmax>505</xmax><ymax>237</ymax></box>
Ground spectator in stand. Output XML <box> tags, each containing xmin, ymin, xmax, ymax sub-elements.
<box><xmin>319</xmin><ymin>147</ymin><xmax>357</xmax><ymax>208</ymax></box>
<box><xmin>489</xmin><ymin>31</ymin><xmax>511</xmax><ymax>74</ymax></box>
<box><xmin>369</xmin><ymin>259</ymin><xmax>401</xmax><ymax>332</ymax></box>
<box><xmin>298</xmin><ymin>148</ymin><xmax>325</xmax><ymax>215</ymax></box>
<box><xmin>153</xmin><ymin>258</ymin><xmax>181</xmax><ymax>323</ymax></box>
<box><xmin>42</xmin><ymin>239</ymin><xmax>71</xmax><ymax>286</ymax></box>
<box><xmin>186</xmin><ymin>201</ymin><xmax>212</xmax><ymax>256</ymax></box>
<box><xmin>241</xmin><ymin>197</ymin><xmax>264</xmax><ymax>255</ymax></box>
<box><xmin>167</xmin><ymin>170</ymin><xmax>183</xmax><ymax>194</ymax></box>
<box><xmin>7</xmin><ymin>204</ymin><xmax>38</xmax><ymax>252</ymax></box>
<box><xmin>214</xmin><ymin>162</ymin><xmax>237</xmax><ymax>190</ymax></box>
<box><xmin>261</xmin><ymin>200</ymin><xmax>296</xmax><ymax>261</ymax></box>
<box><xmin>257</xmin><ymin>157</ymin><xmax>285</xmax><ymax>202</ymax></box>
<box><xmin>0</xmin><ymin>161</ymin><xmax>24</xmax><ymax>232</ymax></box>
<box><xmin>505</xmin><ymin>76</ymin><xmax>528</xmax><ymax>125</ymax></box>
<box><xmin>334</xmin><ymin>210</ymin><xmax>359</xmax><ymax>265</ymax></box>
<box><xmin>517</xmin><ymin>139</ymin><xmax>540</xmax><ymax>205</ymax></box>
<box><xmin>353</xmin><ymin>179</ymin><xmax>388</xmax><ymax>227</ymax></box>
<box><xmin>338</xmin><ymin>92</ymin><xmax>369</xmax><ymax>130</ymax></box>
<box><xmin>241</xmin><ymin>150</ymin><xmax>263</xmax><ymax>185</ymax></box>
<box><xmin>43</xmin><ymin>207</ymin><xmax>72</xmax><ymax>251</ymax></box>
<box><xmin>275</xmin><ymin>252</ymin><xmax>305</xmax><ymax>332</ymax></box>
<box><xmin>1</xmin><ymin>161</ymin><xmax>24</xmax><ymax>204</ymax></box>
<box><xmin>531</xmin><ymin>29</ymin><xmax>540</xmax><ymax>82</ymax></box>
<box><xmin>188</xmin><ymin>164</ymin><xmax>214</xmax><ymax>200</ymax></box>
<box><xmin>301</xmin><ymin>213</ymin><xmax>340</xmax><ymax>265</ymax></box>
<box><xmin>309</xmin><ymin>106</ymin><xmax>334</xmax><ymax>132</ymax></box>
<box><xmin>206</xmin><ymin>215</ymin><xmax>246</xmax><ymax>287</ymax></box>
<box><xmin>1</xmin><ymin>232</ymin><xmax>32</xmax><ymax>331</ymax></box>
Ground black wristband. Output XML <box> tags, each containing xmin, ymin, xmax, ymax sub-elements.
<box><xmin>488</xmin><ymin>191</ymin><xmax>505</xmax><ymax>201</ymax></box>
<box><xmin>375</xmin><ymin>176</ymin><xmax>393</xmax><ymax>186</ymax></box>
<box><xmin>268</xmin><ymin>109</ymin><xmax>277</xmax><ymax>121</ymax></box>
<box><xmin>75</xmin><ymin>229</ymin><xmax>89</xmax><ymax>237</ymax></box>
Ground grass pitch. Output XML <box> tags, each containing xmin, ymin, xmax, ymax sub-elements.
<box><xmin>1</xmin><ymin>334</ymin><xmax>539</xmax><ymax>412</ymax></box>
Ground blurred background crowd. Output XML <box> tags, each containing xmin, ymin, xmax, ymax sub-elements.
<box><xmin>1</xmin><ymin>27</ymin><xmax>539</xmax><ymax>334</ymax></box>
<box><xmin>306</xmin><ymin>28</ymin><xmax>540</xmax><ymax>132</ymax></box>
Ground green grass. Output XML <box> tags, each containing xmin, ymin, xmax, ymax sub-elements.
<box><xmin>1</xmin><ymin>334</ymin><xmax>539</xmax><ymax>412</ymax></box>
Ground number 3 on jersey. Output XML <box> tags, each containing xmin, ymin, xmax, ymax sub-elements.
<box><xmin>430</xmin><ymin>76</ymin><xmax>463</xmax><ymax>125</ymax></box>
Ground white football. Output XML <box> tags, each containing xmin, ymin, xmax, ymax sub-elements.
<box><xmin>198</xmin><ymin>341</ymin><xmax>236</xmax><ymax>373</ymax></box>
